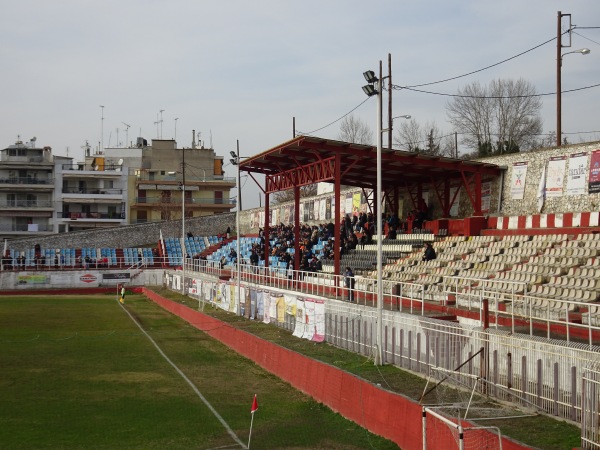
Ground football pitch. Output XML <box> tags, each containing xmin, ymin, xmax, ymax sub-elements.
<box><xmin>0</xmin><ymin>293</ymin><xmax>399</xmax><ymax>450</ymax></box>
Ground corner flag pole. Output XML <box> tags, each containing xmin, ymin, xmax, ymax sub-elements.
<box><xmin>248</xmin><ymin>394</ymin><xmax>258</xmax><ymax>449</ymax></box>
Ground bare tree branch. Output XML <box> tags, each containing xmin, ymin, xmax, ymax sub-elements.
<box><xmin>338</xmin><ymin>114</ymin><xmax>374</xmax><ymax>145</ymax></box>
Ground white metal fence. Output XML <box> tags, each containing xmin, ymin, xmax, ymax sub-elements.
<box><xmin>181</xmin><ymin>262</ymin><xmax>600</xmax><ymax>443</ymax></box>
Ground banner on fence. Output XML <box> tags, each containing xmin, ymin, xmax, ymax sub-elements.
<box><xmin>546</xmin><ymin>156</ymin><xmax>567</xmax><ymax>198</ymax></box>
<box><xmin>588</xmin><ymin>149</ymin><xmax>600</xmax><ymax>194</ymax></box>
<box><xmin>510</xmin><ymin>162</ymin><xmax>528</xmax><ymax>200</ymax></box>
<box><xmin>566</xmin><ymin>152</ymin><xmax>587</xmax><ymax>196</ymax></box>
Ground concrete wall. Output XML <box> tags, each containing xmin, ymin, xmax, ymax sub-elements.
<box><xmin>7</xmin><ymin>213</ymin><xmax>236</xmax><ymax>252</ymax></box>
<box><xmin>468</xmin><ymin>141</ymin><xmax>600</xmax><ymax>217</ymax></box>
<box><xmin>0</xmin><ymin>268</ymin><xmax>164</xmax><ymax>290</ymax></box>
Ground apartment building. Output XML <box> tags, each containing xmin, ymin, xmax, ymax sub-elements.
<box><xmin>0</xmin><ymin>139</ymin><xmax>55</xmax><ymax>240</ymax></box>
<box><xmin>131</xmin><ymin>139</ymin><xmax>235</xmax><ymax>223</ymax></box>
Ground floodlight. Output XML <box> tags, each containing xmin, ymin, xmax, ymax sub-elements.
<box><xmin>363</xmin><ymin>70</ymin><xmax>378</xmax><ymax>83</ymax></box>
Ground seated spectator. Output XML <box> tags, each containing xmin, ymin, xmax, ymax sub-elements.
<box><xmin>422</xmin><ymin>243</ymin><xmax>437</xmax><ymax>261</ymax></box>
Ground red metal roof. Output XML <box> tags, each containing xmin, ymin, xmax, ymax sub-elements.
<box><xmin>241</xmin><ymin>135</ymin><xmax>502</xmax><ymax>192</ymax></box>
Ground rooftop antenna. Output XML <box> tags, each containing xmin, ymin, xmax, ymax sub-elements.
<box><xmin>122</xmin><ymin>122</ymin><xmax>131</xmax><ymax>148</ymax></box>
<box><xmin>209</xmin><ymin>130</ymin><xmax>213</xmax><ymax>149</ymax></box>
<box><xmin>99</xmin><ymin>105</ymin><xmax>105</xmax><ymax>154</ymax></box>
<box><xmin>197</xmin><ymin>131</ymin><xmax>201</xmax><ymax>148</ymax></box>
<box><xmin>116</xmin><ymin>128</ymin><xmax>119</xmax><ymax>148</ymax></box>
<box><xmin>159</xmin><ymin>109</ymin><xmax>165</xmax><ymax>138</ymax></box>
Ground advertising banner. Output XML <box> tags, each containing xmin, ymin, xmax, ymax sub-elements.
<box><xmin>510</xmin><ymin>162</ymin><xmax>528</xmax><ymax>200</ymax></box>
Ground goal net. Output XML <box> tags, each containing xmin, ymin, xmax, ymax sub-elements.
<box><xmin>420</xmin><ymin>362</ymin><xmax>537</xmax><ymax>450</ymax></box>
<box><xmin>423</xmin><ymin>407</ymin><xmax>503</xmax><ymax>450</ymax></box>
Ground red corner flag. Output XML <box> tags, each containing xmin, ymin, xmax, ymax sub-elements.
<box><xmin>251</xmin><ymin>394</ymin><xmax>258</xmax><ymax>413</ymax></box>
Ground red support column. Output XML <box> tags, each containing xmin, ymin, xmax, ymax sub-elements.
<box><xmin>443</xmin><ymin>178</ymin><xmax>451</xmax><ymax>217</ymax></box>
<box><xmin>264</xmin><ymin>191</ymin><xmax>270</xmax><ymax>268</ymax></box>
<box><xmin>294</xmin><ymin>186</ymin><xmax>301</xmax><ymax>271</ymax></box>
<box><xmin>474</xmin><ymin>172</ymin><xmax>483</xmax><ymax>216</ymax></box>
<box><xmin>334</xmin><ymin>153</ymin><xmax>341</xmax><ymax>278</ymax></box>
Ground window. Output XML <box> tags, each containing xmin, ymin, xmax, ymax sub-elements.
<box><xmin>137</xmin><ymin>210</ymin><xmax>147</xmax><ymax>223</ymax></box>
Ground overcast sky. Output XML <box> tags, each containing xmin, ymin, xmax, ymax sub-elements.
<box><xmin>2</xmin><ymin>1</ymin><xmax>599</xmax><ymax>209</ymax></box>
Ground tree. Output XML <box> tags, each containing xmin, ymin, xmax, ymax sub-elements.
<box><xmin>446</xmin><ymin>78</ymin><xmax>543</xmax><ymax>156</ymax></box>
<box><xmin>272</xmin><ymin>184</ymin><xmax>318</xmax><ymax>205</ymax></box>
<box><xmin>393</xmin><ymin>119</ymin><xmax>454</xmax><ymax>156</ymax></box>
<box><xmin>338</xmin><ymin>114</ymin><xmax>373</xmax><ymax>145</ymax></box>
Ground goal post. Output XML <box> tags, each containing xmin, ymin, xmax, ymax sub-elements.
<box><xmin>423</xmin><ymin>406</ymin><xmax>503</xmax><ymax>450</ymax></box>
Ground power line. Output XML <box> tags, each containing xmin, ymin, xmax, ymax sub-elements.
<box><xmin>297</xmin><ymin>30</ymin><xmax>589</xmax><ymax>137</ymax></box>
<box><xmin>572</xmin><ymin>30</ymin><xmax>600</xmax><ymax>47</ymax></box>
<box><xmin>397</xmin><ymin>82</ymin><xmax>600</xmax><ymax>99</ymax></box>
<box><xmin>301</xmin><ymin>97</ymin><xmax>371</xmax><ymax>136</ymax></box>
<box><xmin>401</xmin><ymin>33</ymin><xmax>563</xmax><ymax>89</ymax></box>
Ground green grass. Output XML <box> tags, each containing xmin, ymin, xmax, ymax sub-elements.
<box><xmin>158</xmin><ymin>287</ymin><xmax>582</xmax><ymax>450</ymax></box>
<box><xmin>0</xmin><ymin>294</ymin><xmax>399</xmax><ymax>450</ymax></box>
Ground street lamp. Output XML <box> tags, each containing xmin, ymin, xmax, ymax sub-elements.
<box><xmin>229</xmin><ymin>141</ymin><xmax>242</xmax><ymax>315</ymax></box>
<box><xmin>556</xmin><ymin>12</ymin><xmax>590</xmax><ymax>147</ymax></box>
<box><xmin>556</xmin><ymin>47</ymin><xmax>590</xmax><ymax>146</ymax></box>
<box><xmin>362</xmin><ymin>65</ymin><xmax>384</xmax><ymax>366</ymax></box>
<box><xmin>168</xmin><ymin>148</ymin><xmax>186</xmax><ymax>294</ymax></box>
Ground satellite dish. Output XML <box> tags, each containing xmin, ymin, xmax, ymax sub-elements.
<box><xmin>117</xmin><ymin>158</ymin><xmax>124</xmax><ymax>166</ymax></box>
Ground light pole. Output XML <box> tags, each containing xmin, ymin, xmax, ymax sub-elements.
<box><xmin>174</xmin><ymin>118</ymin><xmax>179</xmax><ymax>141</ymax></box>
<box><xmin>168</xmin><ymin>148</ymin><xmax>186</xmax><ymax>294</ymax></box>
<box><xmin>229</xmin><ymin>141</ymin><xmax>242</xmax><ymax>315</ymax></box>
<box><xmin>556</xmin><ymin>11</ymin><xmax>590</xmax><ymax>146</ymax></box>
<box><xmin>362</xmin><ymin>64</ymin><xmax>384</xmax><ymax>366</ymax></box>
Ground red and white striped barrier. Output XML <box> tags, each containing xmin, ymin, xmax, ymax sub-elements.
<box><xmin>489</xmin><ymin>212</ymin><xmax>600</xmax><ymax>230</ymax></box>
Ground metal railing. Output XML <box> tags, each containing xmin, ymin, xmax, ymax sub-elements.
<box><xmin>61</xmin><ymin>164</ymin><xmax>124</xmax><ymax>172</ymax></box>
<box><xmin>0</xmin><ymin>176</ymin><xmax>53</xmax><ymax>185</ymax></box>
<box><xmin>0</xmin><ymin>223</ymin><xmax>51</xmax><ymax>232</ymax></box>
<box><xmin>62</xmin><ymin>188</ymin><xmax>123</xmax><ymax>195</ymax></box>
<box><xmin>182</xmin><ymin>261</ymin><xmax>600</xmax><ymax>347</ymax></box>
<box><xmin>134</xmin><ymin>197</ymin><xmax>235</xmax><ymax>205</ymax></box>
<box><xmin>59</xmin><ymin>212</ymin><xmax>124</xmax><ymax>220</ymax></box>
<box><xmin>135</xmin><ymin>173</ymin><xmax>235</xmax><ymax>183</ymax></box>
<box><xmin>0</xmin><ymin>200</ymin><xmax>53</xmax><ymax>208</ymax></box>
<box><xmin>179</xmin><ymin>263</ymin><xmax>600</xmax><ymax>431</ymax></box>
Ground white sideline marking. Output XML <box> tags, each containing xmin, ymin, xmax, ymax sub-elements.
<box><xmin>119</xmin><ymin>301</ymin><xmax>246</xmax><ymax>449</ymax></box>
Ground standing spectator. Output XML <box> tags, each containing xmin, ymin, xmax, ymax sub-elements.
<box><xmin>250</xmin><ymin>250</ymin><xmax>259</xmax><ymax>267</ymax></box>
<box><xmin>344</xmin><ymin>266</ymin><xmax>355</xmax><ymax>302</ymax></box>
<box><xmin>2</xmin><ymin>251</ymin><xmax>12</xmax><ymax>271</ymax></box>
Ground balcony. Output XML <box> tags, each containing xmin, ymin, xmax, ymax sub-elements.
<box><xmin>135</xmin><ymin>173</ymin><xmax>235</xmax><ymax>183</ymax></box>
<box><xmin>62</xmin><ymin>188</ymin><xmax>123</xmax><ymax>195</ymax></box>
<box><xmin>59</xmin><ymin>212</ymin><xmax>124</xmax><ymax>221</ymax></box>
<box><xmin>133</xmin><ymin>197</ymin><xmax>235</xmax><ymax>206</ymax></box>
<box><xmin>0</xmin><ymin>154</ymin><xmax>53</xmax><ymax>164</ymax></box>
<box><xmin>61</xmin><ymin>164</ymin><xmax>122</xmax><ymax>172</ymax></box>
<box><xmin>0</xmin><ymin>223</ymin><xmax>52</xmax><ymax>232</ymax></box>
<box><xmin>0</xmin><ymin>199</ymin><xmax>54</xmax><ymax>209</ymax></box>
<box><xmin>0</xmin><ymin>176</ymin><xmax>54</xmax><ymax>190</ymax></box>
